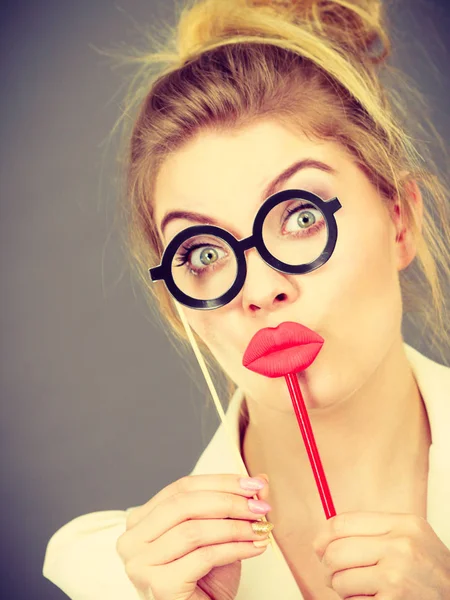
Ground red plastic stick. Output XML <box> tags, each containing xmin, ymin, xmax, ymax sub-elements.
<box><xmin>285</xmin><ymin>373</ymin><xmax>336</xmax><ymax>519</ymax></box>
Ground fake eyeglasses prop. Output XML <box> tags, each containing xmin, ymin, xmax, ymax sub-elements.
<box><xmin>149</xmin><ymin>189</ymin><xmax>342</xmax><ymax>309</ymax></box>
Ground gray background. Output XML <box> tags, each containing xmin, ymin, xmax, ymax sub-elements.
<box><xmin>1</xmin><ymin>1</ymin><xmax>449</xmax><ymax>598</ymax></box>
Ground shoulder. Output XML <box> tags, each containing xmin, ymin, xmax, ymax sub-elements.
<box><xmin>405</xmin><ymin>343</ymin><xmax>450</xmax><ymax>449</ymax></box>
<box><xmin>43</xmin><ymin>507</ymin><xmax>141</xmax><ymax>599</ymax></box>
<box><xmin>405</xmin><ymin>343</ymin><xmax>450</xmax><ymax>393</ymax></box>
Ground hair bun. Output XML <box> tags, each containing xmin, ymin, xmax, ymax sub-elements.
<box><xmin>248</xmin><ymin>0</ymin><xmax>389</xmax><ymax>63</ymax></box>
<box><xmin>176</xmin><ymin>0</ymin><xmax>390</xmax><ymax>67</ymax></box>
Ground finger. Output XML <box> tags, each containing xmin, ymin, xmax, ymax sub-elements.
<box><xmin>253</xmin><ymin>473</ymin><xmax>270</xmax><ymax>504</ymax></box>
<box><xmin>126</xmin><ymin>474</ymin><xmax>268</xmax><ymax>529</ymax></box>
<box><xmin>330</xmin><ymin>564</ymin><xmax>379</xmax><ymax>598</ymax></box>
<box><xmin>124</xmin><ymin>490</ymin><xmax>272</xmax><ymax>551</ymax></box>
<box><xmin>313</xmin><ymin>511</ymin><xmax>422</xmax><ymax>559</ymax></box>
<box><xmin>133</xmin><ymin>540</ymin><xmax>270</xmax><ymax>596</ymax></box>
<box><xmin>321</xmin><ymin>536</ymin><xmax>383</xmax><ymax>588</ymax></box>
<box><xmin>143</xmin><ymin>517</ymin><xmax>274</xmax><ymax>565</ymax></box>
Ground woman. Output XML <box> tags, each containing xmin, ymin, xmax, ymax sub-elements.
<box><xmin>43</xmin><ymin>0</ymin><xmax>450</xmax><ymax>598</ymax></box>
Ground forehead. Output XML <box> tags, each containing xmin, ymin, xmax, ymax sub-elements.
<box><xmin>153</xmin><ymin>120</ymin><xmax>346</xmax><ymax>232</ymax></box>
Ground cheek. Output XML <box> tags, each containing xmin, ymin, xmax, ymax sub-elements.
<box><xmin>334</xmin><ymin>205</ymin><xmax>398</xmax><ymax>287</ymax></box>
<box><xmin>182</xmin><ymin>309</ymin><xmax>211</xmax><ymax>342</ymax></box>
<box><xmin>183</xmin><ymin>307</ymin><xmax>251</xmax><ymax>385</ymax></box>
<box><xmin>183</xmin><ymin>309</ymin><xmax>233</xmax><ymax>357</ymax></box>
<box><xmin>323</xmin><ymin>213</ymin><xmax>402</xmax><ymax>342</ymax></box>
<box><xmin>358</xmin><ymin>218</ymin><xmax>398</xmax><ymax>290</ymax></box>
<box><xmin>295</xmin><ymin>215</ymin><xmax>404</xmax><ymax>403</ymax></box>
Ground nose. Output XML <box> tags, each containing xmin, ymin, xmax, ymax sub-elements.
<box><xmin>241</xmin><ymin>249</ymin><xmax>300</xmax><ymax>315</ymax></box>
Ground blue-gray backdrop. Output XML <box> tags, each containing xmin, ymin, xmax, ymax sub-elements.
<box><xmin>1</xmin><ymin>1</ymin><xmax>449</xmax><ymax>598</ymax></box>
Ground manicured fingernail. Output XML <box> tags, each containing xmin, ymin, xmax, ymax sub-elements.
<box><xmin>253</xmin><ymin>537</ymin><xmax>271</xmax><ymax>548</ymax></box>
<box><xmin>248</xmin><ymin>499</ymin><xmax>272</xmax><ymax>514</ymax></box>
<box><xmin>239</xmin><ymin>477</ymin><xmax>265</xmax><ymax>491</ymax></box>
<box><xmin>251</xmin><ymin>521</ymin><xmax>274</xmax><ymax>535</ymax></box>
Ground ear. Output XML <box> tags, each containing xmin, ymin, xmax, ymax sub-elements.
<box><xmin>389</xmin><ymin>176</ymin><xmax>423</xmax><ymax>271</ymax></box>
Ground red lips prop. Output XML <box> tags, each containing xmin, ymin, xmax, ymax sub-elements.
<box><xmin>242</xmin><ymin>321</ymin><xmax>336</xmax><ymax>519</ymax></box>
<box><xmin>243</xmin><ymin>321</ymin><xmax>324</xmax><ymax>378</ymax></box>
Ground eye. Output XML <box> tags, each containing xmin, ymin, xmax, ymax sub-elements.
<box><xmin>190</xmin><ymin>246</ymin><xmax>225</xmax><ymax>267</ymax></box>
<box><xmin>284</xmin><ymin>205</ymin><xmax>323</xmax><ymax>233</ymax></box>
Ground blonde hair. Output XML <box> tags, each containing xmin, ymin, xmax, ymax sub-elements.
<box><xmin>113</xmin><ymin>0</ymin><xmax>450</xmax><ymax>366</ymax></box>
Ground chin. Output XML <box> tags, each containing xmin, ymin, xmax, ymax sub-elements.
<box><xmin>300</xmin><ymin>365</ymin><xmax>366</xmax><ymax>412</ymax></box>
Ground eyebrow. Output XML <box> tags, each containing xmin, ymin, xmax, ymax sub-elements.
<box><xmin>159</xmin><ymin>158</ymin><xmax>336</xmax><ymax>236</ymax></box>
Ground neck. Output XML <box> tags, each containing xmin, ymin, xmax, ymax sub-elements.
<box><xmin>241</xmin><ymin>339</ymin><xmax>431</xmax><ymax>517</ymax></box>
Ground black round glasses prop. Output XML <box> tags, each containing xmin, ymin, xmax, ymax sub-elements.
<box><xmin>149</xmin><ymin>189</ymin><xmax>342</xmax><ymax>310</ymax></box>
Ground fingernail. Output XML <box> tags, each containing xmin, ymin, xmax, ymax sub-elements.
<box><xmin>260</xmin><ymin>473</ymin><xmax>269</xmax><ymax>484</ymax></box>
<box><xmin>253</xmin><ymin>538</ymin><xmax>271</xmax><ymax>548</ymax></box>
<box><xmin>251</xmin><ymin>521</ymin><xmax>274</xmax><ymax>535</ymax></box>
<box><xmin>239</xmin><ymin>477</ymin><xmax>266</xmax><ymax>491</ymax></box>
<box><xmin>248</xmin><ymin>499</ymin><xmax>272</xmax><ymax>514</ymax></box>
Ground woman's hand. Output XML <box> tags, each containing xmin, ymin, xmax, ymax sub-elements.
<box><xmin>116</xmin><ymin>473</ymin><xmax>272</xmax><ymax>600</ymax></box>
<box><xmin>312</xmin><ymin>511</ymin><xmax>450</xmax><ymax>599</ymax></box>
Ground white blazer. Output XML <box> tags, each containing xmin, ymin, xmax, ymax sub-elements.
<box><xmin>42</xmin><ymin>343</ymin><xmax>450</xmax><ymax>599</ymax></box>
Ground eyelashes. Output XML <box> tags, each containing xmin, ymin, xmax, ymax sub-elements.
<box><xmin>169</xmin><ymin>189</ymin><xmax>333</xmax><ymax>276</ymax></box>
<box><xmin>174</xmin><ymin>239</ymin><xmax>229</xmax><ymax>276</ymax></box>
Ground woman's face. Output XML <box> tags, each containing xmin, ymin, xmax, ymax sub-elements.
<box><xmin>153</xmin><ymin>120</ymin><xmax>414</xmax><ymax>411</ymax></box>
